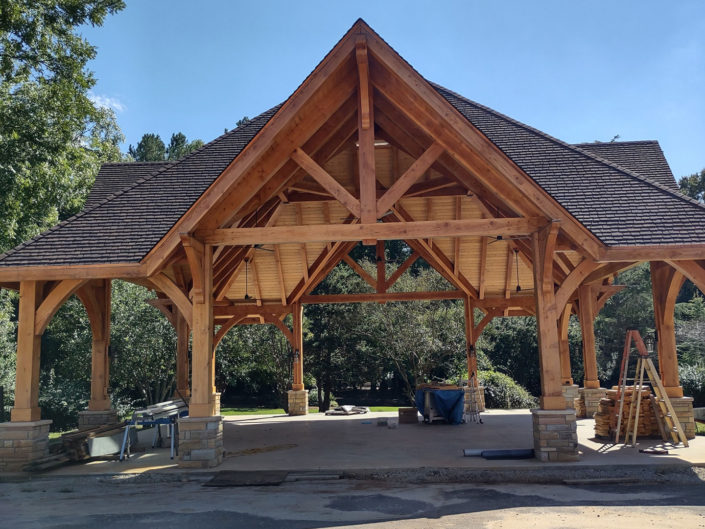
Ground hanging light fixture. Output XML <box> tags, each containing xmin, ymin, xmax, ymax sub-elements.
<box><xmin>244</xmin><ymin>258</ymin><xmax>252</xmax><ymax>300</ymax></box>
<box><xmin>514</xmin><ymin>248</ymin><xmax>521</xmax><ymax>292</ymax></box>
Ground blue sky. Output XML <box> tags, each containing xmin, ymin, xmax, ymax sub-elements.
<box><xmin>82</xmin><ymin>0</ymin><xmax>705</xmax><ymax>178</ymax></box>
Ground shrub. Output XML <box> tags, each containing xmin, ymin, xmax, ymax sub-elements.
<box><xmin>478</xmin><ymin>370</ymin><xmax>538</xmax><ymax>409</ymax></box>
<box><xmin>679</xmin><ymin>364</ymin><xmax>705</xmax><ymax>407</ymax></box>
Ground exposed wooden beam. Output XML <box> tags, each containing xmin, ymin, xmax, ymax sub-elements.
<box><xmin>342</xmin><ymin>254</ymin><xmax>376</xmax><ymax>288</ymax></box>
<box><xmin>201</xmin><ymin>217</ymin><xmax>547</xmax><ymax>246</ymax></box>
<box><xmin>584</xmin><ymin>261</ymin><xmax>638</xmax><ymax>284</ymax></box>
<box><xmin>600</xmin><ymin>245</ymin><xmax>705</xmax><ymax>262</ymax></box>
<box><xmin>504</xmin><ymin>246</ymin><xmax>514</xmax><ymax>301</ymax></box>
<box><xmin>291</xmin><ymin>148</ymin><xmax>361</xmax><ymax>218</ymax></box>
<box><xmin>34</xmin><ymin>279</ymin><xmax>88</xmax><ymax>335</ymax></box>
<box><xmin>666</xmin><ymin>259</ymin><xmax>705</xmax><ymax>294</ymax></box>
<box><xmin>357</xmin><ymin>37</ymin><xmax>376</xmax><ymax>240</ymax></box>
<box><xmin>553</xmin><ymin>257</ymin><xmax>598</xmax><ymax>313</ymax></box>
<box><xmin>453</xmin><ymin>197</ymin><xmax>461</xmax><ymax>276</ymax></box>
<box><xmin>149</xmin><ymin>273</ymin><xmax>193</xmax><ymax>328</ymax></box>
<box><xmin>295</xmin><ymin>204</ymin><xmax>310</xmax><ymax>282</ymax></box>
<box><xmin>273</xmin><ymin>245</ymin><xmax>288</xmax><ymax>305</ymax></box>
<box><xmin>376</xmin><ymin>141</ymin><xmax>443</xmax><ymax>216</ymax></box>
<box><xmin>385</xmin><ymin>251</ymin><xmax>419</xmax><ymax>290</ymax></box>
<box><xmin>376</xmin><ymin>240</ymin><xmax>386</xmax><ymax>293</ymax></box>
<box><xmin>300</xmin><ymin>290</ymin><xmax>464</xmax><ymax>304</ymax></box>
<box><xmin>0</xmin><ymin>262</ymin><xmax>146</xmax><ymax>282</ymax></box>
<box><xmin>180</xmin><ymin>234</ymin><xmax>205</xmax><ymax>303</ymax></box>
<box><xmin>478</xmin><ymin>236</ymin><xmax>488</xmax><ymax>299</ymax></box>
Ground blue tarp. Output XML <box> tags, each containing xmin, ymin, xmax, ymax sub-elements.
<box><xmin>415</xmin><ymin>389</ymin><xmax>465</xmax><ymax>425</ymax></box>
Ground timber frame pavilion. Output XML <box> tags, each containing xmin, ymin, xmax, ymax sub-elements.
<box><xmin>1</xmin><ymin>20</ymin><xmax>705</xmax><ymax>469</ymax></box>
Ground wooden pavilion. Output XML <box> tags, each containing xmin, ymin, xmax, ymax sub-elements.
<box><xmin>1</xmin><ymin>20</ymin><xmax>704</xmax><ymax>470</ymax></box>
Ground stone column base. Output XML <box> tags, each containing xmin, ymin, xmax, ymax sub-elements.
<box><xmin>463</xmin><ymin>386</ymin><xmax>486</xmax><ymax>413</ymax></box>
<box><xmin>78</xmin><ymin>409</ymin><xmax>119</xmax><ymax>430</ymax></box>
<box><xmin>577</xmin><ymin>387</ymin><xmax>606</xmax><ymax>418</ymax></box>
<box><xmin>0</xmin><ymin>420</ymin><xmax>52</xmax><ymax>472</ymax></box>
<box><xmin>561</xmin><ymin>384</ymin><xmax>579</xmax><ymax>410</ymax></box>
<box><xmin>531</xmin><ymin>409</ymin><xmax>579</xmax><ymax>462</ymax></box>
<box><xmin>178</xmin><ymin>416</ymin><xmax>223</xmax><ymax>469</ymax></box>
<box><xmin>669</xmin><ymin>396</ymin><xmax>695</xmax><ymax>440</ymax></box>
<box><xmin>288</xmin><ymin>390</ymin><xmax>309</xmax><ymax>416</ymax></box>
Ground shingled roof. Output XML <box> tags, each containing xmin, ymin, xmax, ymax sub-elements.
<box><xmin>1</xmin><ymin>27</ymin><xmax>704</xmax><ymax>270</ymax></box>
<box><xmin>0</xmin><ymin>106</ymin><xmax>279</xmax><ymax>267</ymax></box>
<box><xmin>84</xmin><ymin>161</ymin><xmax>172</xmax><ymax>209</ymax></box>
<box><xmin>433</xmin><ymin>85</ymin><xmax>705</xmax><ymax>246</ymax></box>
<box><xmin>573</xmin><ymin>140</ymin><xmax>679</xmax><ymax>192</ymax></box>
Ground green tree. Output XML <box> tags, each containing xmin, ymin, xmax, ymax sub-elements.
<box><xmin>678</xmin><ymin>168</ymin><xmax>705</xmax><ymax>203</ymax></box>
<box><xmin>166</xmin><ymin>132</ymin><xmax>203</xmax><ymax>160</ymax></box>
<box><xmin>0</xmin><ymin>0</ymin><xmax>125</xmax><ymax>253</ymax></box>
<box><xmin>128</xmin><ymin>133</ymin><xmax>165</xmax><ymax>162</ymax></box>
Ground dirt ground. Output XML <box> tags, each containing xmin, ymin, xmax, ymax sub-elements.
<box><xmin>2</xmin><ymin>473</ymin><xmax>704</xmax><ymax>528</ymax></box>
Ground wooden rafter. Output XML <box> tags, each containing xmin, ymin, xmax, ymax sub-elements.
<box><xmin>356</xmin><ymin>36</ymin><xmax>376</xmax><ymax>240</ymax></box>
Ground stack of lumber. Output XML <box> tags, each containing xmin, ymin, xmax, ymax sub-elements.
<box><xmin>574</xmin><ymin>396</ymin><xmax>587</xmax><ymax>418</ymax></box>
<box><xmin>594</xmin><ymin>387</ymin><xmax>658</xmax><ymax>439</ymax></box>
<box><xmin>61</xmin><ymin>422</ymin><xmax>125</xmax><ymax>461</ymax></box>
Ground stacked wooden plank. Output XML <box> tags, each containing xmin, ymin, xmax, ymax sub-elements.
<box><xmin>594</xmin><ymin>387</ymin><xmax>658</xmax><ymax>438</ymax></box>
<box><xmin>574</xmin><ymin>396</ymin><xmax>587</xmax><ymax>418</ymax></box>
<box><xmin>61</xmin><ymin>422</ymin><xmax>125</xmax><ymax>461</ymax></box>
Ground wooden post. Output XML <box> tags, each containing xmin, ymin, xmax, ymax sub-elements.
<box><xmin>531</xmin><ymin>222</ymin><xmax>565</xmax><ymax>410</ymax></box>
<box><xmin>175</xmin><ymin>312</ymin><xmax>191</xmax><ymax>399</ymax></box>
<box><xmin>558</xmin><ymin>303</ymin><xmax>573</xmax><ymax>385</ymax></box>
<box><xmin>190</xmin><ymin>244</ymin><xmax>215</xmax><ymax>418</ymax></box>
<box><xmin>463</xmin><ymin>296</ymin><xmax>477</xmax><ymax>380</ymax></box>
<box><xmin>292</xmin><ymin>301</ymin><xmax>304</xmax><ymax>391</ymax></box>
<box><xmin>87</xmin><ymin>280</ymin><xmax>111</xmax><ymax>411</ymax></box>
<box><xmin>651</xmin><ymin>261</ymin><xmax>685</xmax><ymax>397</ymax></box>
<box><xmin>11</xmin><ymin>281</ymin><xmax>43</xmax><ymax>422</ymax></box>
<box><xmin>578</xmin><ymin>285</ymin><xmax>600</xmax><ymax>389</ymax></box>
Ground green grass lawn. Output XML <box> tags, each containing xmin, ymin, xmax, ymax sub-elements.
<box><xmin>696</xmin><ymin>421</ymin><xmax>705</xmax><ymax>436</ymax></box>
<box><xmin>220</xmin><ymin>405</ymin><xmax>402</xmax><ymax>416</ymax></box>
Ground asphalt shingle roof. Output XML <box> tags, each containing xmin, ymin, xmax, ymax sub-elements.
<box><xmin>84</xmin><ymin>161</ymin><xmax>172</xmax><ymax>209</ymax></box>
<box><xmin>573</xmin><ymin>140</ymin><xmax>679</xmax><ymax>192</ymax></box>
<box><xmin>433</xmin><ymin>84</ymin><xmax>705</xmax><ymax>246</ymax></box>
<box><xmin>1</xmin><ymin>72</ymin><xmax>704</xmax><ymax>269</ymax></box>
<box><xmin>0</xmin><ymin>107</ymin><xmax>279</xmax><ymax>267</ymax></box>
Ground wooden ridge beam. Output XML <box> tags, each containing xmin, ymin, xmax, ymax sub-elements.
<box><xmin>201</xmin><ymin>217</ymin><xmax>547</xmax><ymax>246</ymax></box>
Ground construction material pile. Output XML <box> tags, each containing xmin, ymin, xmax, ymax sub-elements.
<box><xmin>61</xmin><ymin>422</ymin><xmax>126</xmax><ymax>461</ymax></box>
<box><xmin>574</xmin><ymin>396</ymin><xmax>587</xmax><ymax>418</ymax></box>
<box><xmin>594</xmin><ymin>387</ymin><xmax>659</xmax><ymax>438</ymax></box>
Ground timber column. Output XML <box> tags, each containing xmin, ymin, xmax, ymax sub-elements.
<box><xmin>531</xmin><ymin>224</ymin><xmax>579</xmax><ymax>462</ymax></box>
<box><xmin>463</xmin><ymin>296</ymin><xmax>485</xmax><ymax>412</ymax></box>
<box><xmin>179</xmin><ymin>239</ymin><xmax>223</xmax><ymax>468</ymax></box>
<box><xmin>558</xmin><ymin>303</ymin><xmax>579</xmax><ymax>410</ymax></box>
<box><xmin>0</xmin><ymin>281</ymin><xmax>52</xmax><ymax>471</ymax></box>
<box><xmin>174</xmin><ymin>312</ymin><xmax>191</xmax><ymax>400</ymax></box>
<box><xmin>78</xmin><ymin>280</ymin><xmax>119</xmax><ymax>429</ymax></box>
<box><xmin>577</xmin><ymin>285</ymin><xmax>606</xmax><ymax>417</ymax></box>
<box><xmin>288</xmin><ymin>301</ymin><xmax>309</xmax><ymax>415</ymax></box>
<box><xmin>651</xmin><ymin>262</ymin><xmax>695</xmax><ymax>439</ymax></box>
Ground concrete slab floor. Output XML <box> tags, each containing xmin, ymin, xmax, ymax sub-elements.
<box><xmin>42</xmin><ymin>409</ymin><xmax>705</xmax><ymax>477</ymax></box>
